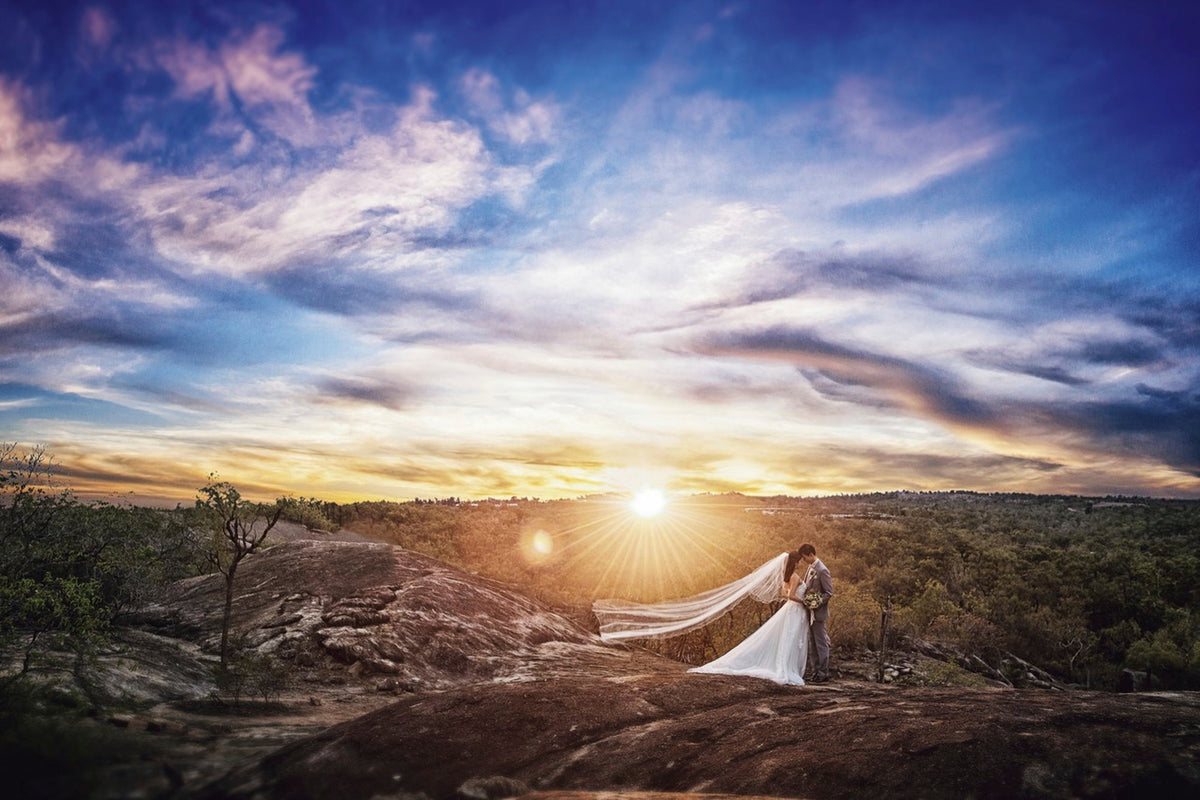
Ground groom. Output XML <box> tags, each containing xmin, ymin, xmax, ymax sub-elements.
<box><xmin>799</xmin><ymin>543</ymin><xmax>834</xmax><ymax>683</ymax></box>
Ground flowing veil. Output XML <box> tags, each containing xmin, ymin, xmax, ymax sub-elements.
<box><xmin>592</xmin><ymin>552</ymin><xmax>788</xmax><ymax>642</ymax></box>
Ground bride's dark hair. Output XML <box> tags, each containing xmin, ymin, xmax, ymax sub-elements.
<box><xmin>783</xmin><ymin>549</ymin><xmax>802</xmax><ymax>582</ymax></box>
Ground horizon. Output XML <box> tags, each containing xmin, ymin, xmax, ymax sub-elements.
<box><xmin>39</xmin><ymin>478</ymin><xmax>1200</xmax><ymax>510</ymax></box>
<box><xmin>3</xmin><ymin>1</ymin><xmax>1199</xmax><ymax>502</ymax></box>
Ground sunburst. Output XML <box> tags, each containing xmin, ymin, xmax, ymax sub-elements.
<box><xmin>543</xmin><ymin>494</ymin><xmax>760</xmax><ymax>603</ymax></box>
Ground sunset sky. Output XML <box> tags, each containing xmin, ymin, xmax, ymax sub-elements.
<box><xmin>2</xmin><ymin>0</ymin><xmax>1198</xmax><ymax>504</ymax></box>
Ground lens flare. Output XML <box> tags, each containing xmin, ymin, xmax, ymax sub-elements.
<box><xmin>520</xmin><ymin>528</ymin><xmax>555</xmax><ymax>564</ymax></box>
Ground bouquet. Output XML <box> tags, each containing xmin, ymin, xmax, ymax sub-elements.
<box><xmin>802</xmin><ymin>590</ymin><xmax>823</xmax><ymax>610</ymax></box>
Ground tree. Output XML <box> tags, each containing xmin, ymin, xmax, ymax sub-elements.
<box><xmin>1</xmin><ymin>444</ymin><xmax>107</xmax><ymax>690</ymax></box>
<box><xmin>195</xmin><ymin>477</ymin><xmax>283</xmax><ymax>666</ymax></box>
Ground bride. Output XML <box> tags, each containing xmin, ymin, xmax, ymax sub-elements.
<box><xmin>593</xmin><ymin>550</ymin><xmax>810</xmax><ymax>686</ymax></box>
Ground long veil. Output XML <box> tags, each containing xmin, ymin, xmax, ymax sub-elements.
<box><xmin>592</xmin><ymin>552</ymin><xmax>788</xmax><ymax>642</ymax></box>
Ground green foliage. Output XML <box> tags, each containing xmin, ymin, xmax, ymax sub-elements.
<box><xmin>193</xmin><ymin>477</ymin><xmax>284</xmax><ymax>574</ymax></box>
<box><xmin>898</xmin><ymin>579</ymin><xmax>960</xmax><ymax>634</ymax></box>
<box><xmin>279</xmin><ymin>496</ymin><xmax>340</xmax><ymax>532</ymax></box>
<box><xmin>897</xmin><ymin>658</ymin><xmax>990</xmax><ymax>688</ymax></box>
<box><xmin>337</xmin><ymin>500</ymin><xmax>466</xmax><ymax>564</ymax></box>
<box><xmin>212</xmin><ymin>636</ymin><xmax>290</xmax><ymax>705</ymax></box>
<box><xmin>1</xmin><ymin>443</ymin><xmax>208</xmax><ymax>688</ymax></box>
<box><xmin>1125</xmin><ymin>611</ymin><xmax>1200</xmax><ymax>684</ymax></box>
<box><xmin>828</xmin><ymin>582</ymin><xmax>883</xmax><ymax>651</ymax></box>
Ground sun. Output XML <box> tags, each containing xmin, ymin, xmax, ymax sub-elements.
<box><xmin>630</xmin><ymin>488</ymin><xmax>668</xmax><ymax>518</ymax></box>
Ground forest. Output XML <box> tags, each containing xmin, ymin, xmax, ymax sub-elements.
<box><xmin>3</xmin><ymin>441</ymin><xmax>1199</xmax><ymax>699</ymax></box>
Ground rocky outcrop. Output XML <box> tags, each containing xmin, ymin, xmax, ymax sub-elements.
<box><xmin>123</xmin><ymin>537</ymin><xmax>637</xmax><ymax>692</ymax></box>
<box><xmin>50</xmin><ymin>531</ymin><xmax>1200</xmax><ymax>800</ymax></box>
<box><xmin>193</xmin><ymin>674</ymin><xmax>1200</xmax><ymax>800</ymax></box>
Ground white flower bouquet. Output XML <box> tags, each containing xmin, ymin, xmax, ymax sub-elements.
<box><xmin>803</xmin><ymin>590</ymin><xmax>823</xmax><ymax>610</ymax></box>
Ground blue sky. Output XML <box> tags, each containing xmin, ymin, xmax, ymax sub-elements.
<box><xmin>2</xmin><ymin>0</ymin><xmax>1198</xmax><ymax>503</ymax></box>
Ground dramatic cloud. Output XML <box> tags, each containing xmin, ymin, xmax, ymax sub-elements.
<box><xmin>696</xmin><ymin>326</ymin><xmax>1002</xmax><ymax>429</ymax></box>
<box><xmin>1</xmin><ymin>1</ymin><xmax>1198</xmax><ymax>501</ymax></box>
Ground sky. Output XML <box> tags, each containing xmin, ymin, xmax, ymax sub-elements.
<box><xmin>1</xmin><ymin>0</ymin><xmax>1198</xmax><ymax>504</ymax></box>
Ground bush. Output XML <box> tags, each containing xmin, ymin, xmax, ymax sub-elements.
<box><xmin>213</xmin><ymin>637</ymin><xmax>290</xmax><ymax>706</ymax></box>
<box><xmin>0</xmin><ymin>681</ymin><xmax>131</xmax><ymax>800</ymax></box>
<box><xmin>897</xmin><ymin>658</ymin><xmax>990</xmax><ymax>688</ymax></box>
<box><xmin>279</xmin><ymin>497</ymin><xmax>339</xmax><ymax>532</ymax></box>
<box><xmin>829</xmin><ymin>584</ymin><xmax>883</xmax><ymax>651</ymax></box>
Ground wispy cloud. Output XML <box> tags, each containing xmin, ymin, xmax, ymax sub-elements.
<box><xmin>131</xmin><ymin>85</ymin><xmax>528</xmax><ymax>277</ymax></box>
<box><xmin>459</xmin><ymin>67</ymin><xmax>560</xmax><ymax>146</ymax></box>
<box><xmin>1</xmin><ymin>1</ymin><xmax>1197</xmax><ymax>501</ymax></box>
<box><xmin>696</xmin><ymin>325</ymin><xmax>1002</xmax><ymax>428</ymax></box>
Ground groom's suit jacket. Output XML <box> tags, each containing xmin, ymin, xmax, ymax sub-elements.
<box><xmin>805</xmin><ymin>559</ymin><xmax>834</xmax><ymax>622</ymax></box>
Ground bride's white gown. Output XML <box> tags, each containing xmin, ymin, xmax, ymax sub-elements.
<box><xmin>688</xmin><ymin>590</ymin><xmax>809</xmax><ymax>686</ymax></box>
<box><xmin>593</xmin><ymin>552</ymin><xmax>810</xmax><ymax>687</ymax></box>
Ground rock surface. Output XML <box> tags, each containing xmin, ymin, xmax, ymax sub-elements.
<box><xmin>191</xmin><ymin>675</ymin><xmax>1200</xmax><ymax>800</ymax></box>
<box><xmin>49</xmin><ymin>527</ymin><xmax>1200</xmax><ymax>800</ymax></box>
<box><xmin>125</xmin><ymin>530</ymin><xmax>623</xmax><ymax>691</ymax></box>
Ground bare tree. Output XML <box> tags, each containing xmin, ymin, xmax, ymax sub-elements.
<box><xmin>195</xmin><ymin>476</ymin><xmax>283</xmax><ymax>666</ymax></box>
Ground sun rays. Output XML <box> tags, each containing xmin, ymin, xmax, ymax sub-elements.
<box><xmin>534</xmin><ymin>494</ymin><xmax>767</xmax><ymax>602</ymax></box>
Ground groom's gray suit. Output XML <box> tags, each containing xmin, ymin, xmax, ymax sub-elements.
<box><xmin>805</xmin><ymin>558</ymin><xmax>834</xmax><ymax>681</ymax></box>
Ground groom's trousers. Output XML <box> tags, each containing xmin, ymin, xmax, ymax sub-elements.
<box><xmin>808</xmin><ymin>618</ymin><xmax>830</xmax><ymax>679</ymax></box>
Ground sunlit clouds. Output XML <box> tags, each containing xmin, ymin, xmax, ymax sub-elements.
<box><xmin>2</xmin><ymin>1</ymin><xmax>1198</xmax><ymax>503</ymax></box>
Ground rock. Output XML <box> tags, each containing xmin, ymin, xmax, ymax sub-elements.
<box><xmin>375</xmin><ymin>678</ymin><xmax>415</xmax><ymax>693</ymax></box>
<box><xmin>52</xmin><ymin>536</ymin><xmax>1200</xmax><ymax>800</ymax></box>
<box><xmin>192</xmin><ymin>675</ymin><xmax>1200</xmax><ymax>800</ymax></box>
<box><xmin>125</xmin><ymin>539</ymin><xmax>608</xmax><ymax>689</ymax></box>
<box><xmin>457</xmin><ymin>776</ymin><xmax>530</xmax><ymax>799</ymax></box>
<box><xmin>322</xmin><ymin>608</ymin><xmax>392</xmax><ymax>627</ymax></box>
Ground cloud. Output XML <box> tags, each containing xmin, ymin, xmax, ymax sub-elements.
<box><xmin>963</xmin><ymin>323</ymin><xmax>1169</xmax><ymax>388</ymax></box>
<box><xmin>78</xmin><ymin>6</ymin><xmax>117</xmax><ymax>58</ymax></box>
<box><xmin>134</xmin><ymin>84</ymin><xmax>533</xmax><ymax>277</ymax></box>
<box><xmin>153</xmin><ymin>24</ymin><xmax>317</xmax><ymax>144</ymax></box>
<box><xmin>697</xmin><ymin>325</ymin><xmax>1000</xmax><ymax>428</ymax></box>
<box><xmin>1036</xmin><ymin>385</ymin><xmax>1200</xmax><ymax>477</ymax></box>
<box><xmin>695</xmin><ymin>248</ymin><xmax>934</xmax><ymax>311</ymax></box>
<box><xmin>262</xmin><ymin>260</ymin><xmax>477</xmax><ymax>316</ymax></box>
<box><xmin>0</xmin><ymin>382</ymin><xmax>163</xmax><ymax>428</ymax></box>
<box><xmin>0</xmin><ymin>79</ymin><xmax>140</xmax><ymax>191</ymax></box>
<box><xmin>0</xmin><ymin>312</ymin><xmax>167</xmax><ymax>358</ymax></box>
<box><xmin>1125</xmin><ymin>297</ymin><xmax>1200</xmax><ymax>352</ymax></box>
<box><xmin>315</xmin><ymin>375</ymin><xmax>418</xmax><ymax>411</ymax></box>
<box><xmin>827</xmin><ymin>77</ymin><xmax>1012</xmax><ymax>198</ymax></box>
<box><xmin>459</xmin><ymin>67</ymin><xmax>560</xmax><ymax>145</ymax></box>
<box><xmin>2</xmin><ymin>2</ymin><xmax>1197</xmax><ymax>503</ymax></box>
<box><xmin>0</xmin><ymin>80</ymin><xmax>78</xmax><ymax>184</ymax></box>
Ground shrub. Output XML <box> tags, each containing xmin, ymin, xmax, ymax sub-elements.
<box><xmin>897</xmin><ymin>658</ymin><xmax>990</xmax><ymax>688</ymax></box>
<box><xmin>212</xmin><ymin>637</ymin><xmax>291</xmax><ymax>706</ymax></box>
<box><xmin>829</xmin><ymin>583</ymin><xmax>883</xmax><ymax>651</ymax></box>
